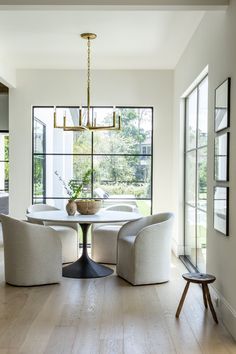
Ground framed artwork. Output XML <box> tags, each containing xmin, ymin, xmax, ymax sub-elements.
<box><xmin>214</xmin><ymin>132</ymin><xmax>229</xmax><ymax>181</ymax></box>
<box><xmin>213</xmin><ymin>186</ymin><xmax>229</xmax><ymax>236</ymax></box>
<box><xmin>214</xmin><ymin>78</ymin><xmax>231</xmax><ymax>132</ymax></box>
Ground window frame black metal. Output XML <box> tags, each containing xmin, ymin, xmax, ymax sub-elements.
<box><xmin>32</xmin><ymin>106</ymin><xmax>154</xmax><ymax>214</ymax></box>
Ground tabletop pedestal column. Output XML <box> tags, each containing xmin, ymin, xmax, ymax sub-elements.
<box><xmin>62</xmin><ymin>223</ymin><xmax>114</xmax><ymax>279</ymax></box>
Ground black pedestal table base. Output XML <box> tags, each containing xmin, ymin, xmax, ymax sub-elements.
<box><xmin>62</xmin><ymin>223</ymin><xmax>113</xmax><ymax>279</ymax></box>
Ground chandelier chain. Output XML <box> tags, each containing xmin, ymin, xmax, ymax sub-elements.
<box><xmin>87</xmin><ymin>37</ymin><xmax>91</xmax><ymax>125</ymax></box>
<box><xmin>87</xmin><ymin>37</ymin><xmax>91</xmax><ymax>99</ymax></box>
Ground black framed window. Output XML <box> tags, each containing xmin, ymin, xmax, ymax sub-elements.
<box><xmin>0</xmin><ymin>132</ymin><xmax>9</xmax><ymax>214</ymax></box>
<box><xmin>183</xmin><ymin>76</ymin><xmax>208</xmax><ymax>272</ymax></box>
<box><xmin>32</xmin><ymin>107</ymin><xmax>153</xmax><ymax>215</ymax></box>
<box><xmin>33</xmin><ymin>118</ymin><xmax>46</xmax><ymax>203</ymax></box>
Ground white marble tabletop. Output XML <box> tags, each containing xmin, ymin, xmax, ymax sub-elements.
<box><xmin>27</xmin><ymin>210</ymin><xmax>142</xmax><ymax>224</ymax></box>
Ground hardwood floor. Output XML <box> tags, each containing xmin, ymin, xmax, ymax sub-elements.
<box><xmin>0</xmin><ymin>247</ymin><xmax>235</xmax><ymax>354</ymax></box>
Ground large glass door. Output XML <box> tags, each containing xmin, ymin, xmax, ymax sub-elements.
<box><xmin>184</xmin><ymin>76</ymin><xmax>208</xmax><ymax>272</ymax></box>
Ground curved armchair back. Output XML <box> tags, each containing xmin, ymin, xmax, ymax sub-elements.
<box><xmin>27</xmin><ymin>204</ymin><xmax>79</xmax><ymax>232</ymax></box>
<box><xmin>92</xmin><ymin>203</ymin><xmax>138</xmax><ymax>232</ymax></box>
<box><xmin>105</xmin><ymin>204</ymin><xmax>137</xmax><ymax>212</ymax></box>
<box><xmin>0</xmin><ymin>214</ymin><xmax>62</xmax><ymax>286</ymax></box>
<box><xmin>117</xmin><ymin>213</ymin><xmax>174</xmax><ymax>285</ymax></box>
<box><xmin>118</xmin><ymin>213</ymin><xmax>173</xmax><ymax>240</ymax></box>
<box><xmin>27</xmin><ymin>203</ymin><xmax>59</xmax><ymax>213</ymax></box>
<box><xmin>27</xmin><ymin>204</ymin><xmax>59</xmax><ymax>225</ymax></box>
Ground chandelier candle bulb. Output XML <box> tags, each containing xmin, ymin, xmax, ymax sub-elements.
<box><xmin>53</xmin><ymin>106</ymin><xmax>56</xmax><ymax>128</ymax></box>
<box><xmin>79</xmin><ymin>106</ymin><xmax>82</xmax><ymax>125</ymax></box>
<box><xmin>54</xmin><ymin>105</ymin><xmax>65</xmax><ymax>129</ymax></box>
<box><xmin>113</xmin><ymin>109</ymin><xmax>116</xmax><ymax>127</ymax></box>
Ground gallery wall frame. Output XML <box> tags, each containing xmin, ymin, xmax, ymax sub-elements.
<box><xmin>214</xmin><ymin>78</ymin><xmax>231</xmax><ymax>133</ymax></box>
<box><xmin>213</xmin><ymin>186</ymin><xmax>229</xmax><ymax>236</ymax></box>
<box><xmin>214</xmin><ymin>132</ymin><xmax>230</xmax><ymax>182</ymax></box>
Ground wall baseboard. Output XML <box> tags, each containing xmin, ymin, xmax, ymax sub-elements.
<box><xmin>210</xmin><ymin>285</ymin><xmax>236</xmax><ymax>341</ymax></box>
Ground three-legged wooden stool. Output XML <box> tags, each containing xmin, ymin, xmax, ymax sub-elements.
<box><xmin>175</xmin><ymin>273</ymin><xmax>218</xmax><ymax>324</ymax></box>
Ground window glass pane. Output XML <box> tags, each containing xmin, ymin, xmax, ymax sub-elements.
<box><xmin>0</xmin><ymin>134</ymin><xmax>9</xmax><ymax>192</ymax></box>
<box><xmin>32</xmin><ymin>197</ymin><xmax>67</xmax><ymax>210</ymax></box>
<box><xmin>186</xmin><ymin>89</ymin><xmax>197</xmax><ymax>151</ymax></box>
<box><xmin>198</xmin><ymin>78</ymin><xmax>208</xmax><ymax>147</ymax></box>
<box><xmin>34</xmin><ymin>107</ymin><xmax>92</xmax><ymax>154</ymax></box>
<box><xmin>0</xmin><ymin>161</ymin><xmax>8</xmax><ymax>191</ymax></box>
<box><xmin>198</xmin><ymin>147</ymin><xmax>207</xmax><ymax>211</ymax></box>
<box><xmin>0</xmin><ymin>135</ymin><xmax>9</xmax><ymax>161</ymax></box>
<box><xmin>0</xmin><ymin>134</ymin><xmax>9</xmax><ymax>214</ymax></box>
<box><xmin>93</xmin><ymin>108</ymin><xmax>152</xmax><ymax>155</ymax></box>
<box><xmin>93</xmin><ymin>155</ymin><xmax>151</xmax><ymax>199</ymax></box>
<box><xmin>136</xmin><ymin>200</ymin><xmax>151</xmax><ymax>216</ymax></box>
<box><xmin>93</xmin><ymin>107</ymin><xmax>114</xmax><ymax>127</ymax></box>
<box><xmin>185</xmin><ymin>205</ymin><xmax>196</xmax><ymax>266</ymax></box>
<box><xmin>35</xmin><ymin>155</ymin><xmax>92</xmax><ymax>199</ymax></box>
<box><xmin>34</xmin><ymin>119</ymin><xmax>45</xmax><ymax>153</ymax></box>
<box><xmin>0</xmin><ymin>134</ymin><xmax>9</xmax><ymax>161</ymax></box>
<box><xmin>197</xmin><ymin>210</ymin><xmax>207</xmax><ymax>273</ymax></box>
<box><xmin>185</xmin><ymin>151</ymin><xmax>196</xmax><ymax>206</ymax></box>
<box><xmin>33</xmin><ymin>156</ymin><xmax>45</xmax><ymax>199</ymax></box>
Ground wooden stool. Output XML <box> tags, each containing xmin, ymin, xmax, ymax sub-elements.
<box><xmin>175</xmin><ymin>273</ymin><xmax>218</xmax><ymax>324</ymax></box>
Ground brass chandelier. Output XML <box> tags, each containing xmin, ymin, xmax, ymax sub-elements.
<box><xmin>54</xmin><ymin>33</ymin><xmax>121</xmax><ymax>132</ymax></box>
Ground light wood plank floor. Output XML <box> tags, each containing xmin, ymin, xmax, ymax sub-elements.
<box><xmin>0</xmin><ymin>247</ymin><xmax>235</xmax><ymax>354</ymax></box>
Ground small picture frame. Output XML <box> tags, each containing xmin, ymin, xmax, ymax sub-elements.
<box><xmin>214</xmin><ymin>78</ymin><xmax>230</xmax><ymax>132</ymax></box>
<box><xmin>213</xmin><ymin>186</ymin><xmax>229</xmax><ymax>236</ymax></box>
<box><xmin>214</xmin><ymin>132</ymin><xmax>229</xmax><ymax>181</ymax></box>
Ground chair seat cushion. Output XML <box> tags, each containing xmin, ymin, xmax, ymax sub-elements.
<box><xmin>94</xmin><ymin>224</ymin><xmax>121</xmax><ymax>235</ymax></box>
<box><xmin>92</xmin><ymin>225</ymin><xmax>122</xmax><ymax>264</ymax></box>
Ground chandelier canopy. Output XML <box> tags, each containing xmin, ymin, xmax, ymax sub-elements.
<box><xmin>54</xmin><ymin>33</ymin><xmax>121</xmax><ymax>132</ymax></box>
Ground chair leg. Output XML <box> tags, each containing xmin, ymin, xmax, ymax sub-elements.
<box><xmin>205</xmin><ymin>284</ymin><xmax>218</xmax><ymax>324</ymax></box>
<box><xmin>202</xmin><ymin>283</ymin><xmax>208</xmax><ymax>309</ymax></box>
<box><xmin>176</xmin><ymin>281</ymin><xmax>190</xmax><ymax>318</ymax></box>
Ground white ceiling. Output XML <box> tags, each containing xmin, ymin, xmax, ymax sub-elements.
<box><xmin>0</xmin><ymin>10</ymin><xmax>204</xmax><ymax>70</ymax></box>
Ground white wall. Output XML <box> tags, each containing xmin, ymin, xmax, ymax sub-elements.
<box><xmin>9</xmin><ymin>69</ymin><xmax>174</xmax><ymax>218</ymax></box>
<box><xmin>0</xmin><ymin>60</ymin><xmax>16</xmax><ymax>89</ymax></box>
<box><xmin>173</xmin><ymin>1</ymin><xmax>236</xmax><ymax>339</ymax></box>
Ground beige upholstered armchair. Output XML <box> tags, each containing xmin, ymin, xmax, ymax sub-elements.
<box><xmin>116</xmin><ymin>213</ymin><xmax>174</xmax><ymax>285</ymax></box>
<box><xmin>0</xmin><ymin>214</ymin><xmax>62</xmax><ymax>286</ymax></box>
<box><xmin>27</xmin><ymin>204</ymin><xmax>78</xmax><ymax>264</ymax></box>
<box><xmin>91</xmin><ymin>204</ymin><xmax>138</xmax><ymax>264</ymax></box>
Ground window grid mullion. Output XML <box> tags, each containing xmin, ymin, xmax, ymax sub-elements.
<box><xmin>32</xmin><ymin>107</ymin><xmax>153</xmax><ymax>211</ymax></box>
<box><xmin>184</xmin><ymin>75</ymin><xmax>208</xmax><ymax>271</ymax></box>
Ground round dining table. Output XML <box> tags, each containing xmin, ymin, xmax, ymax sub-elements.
<box><xmin>27</xmin><ymin>209</ymin><xmax>141</xmax><ymax>279</ymax></box>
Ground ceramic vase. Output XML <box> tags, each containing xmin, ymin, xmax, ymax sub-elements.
<box><xmin>66</xmin><ymin>199</ymin><xmax>77</xmax><ymax>216</ymax></box>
